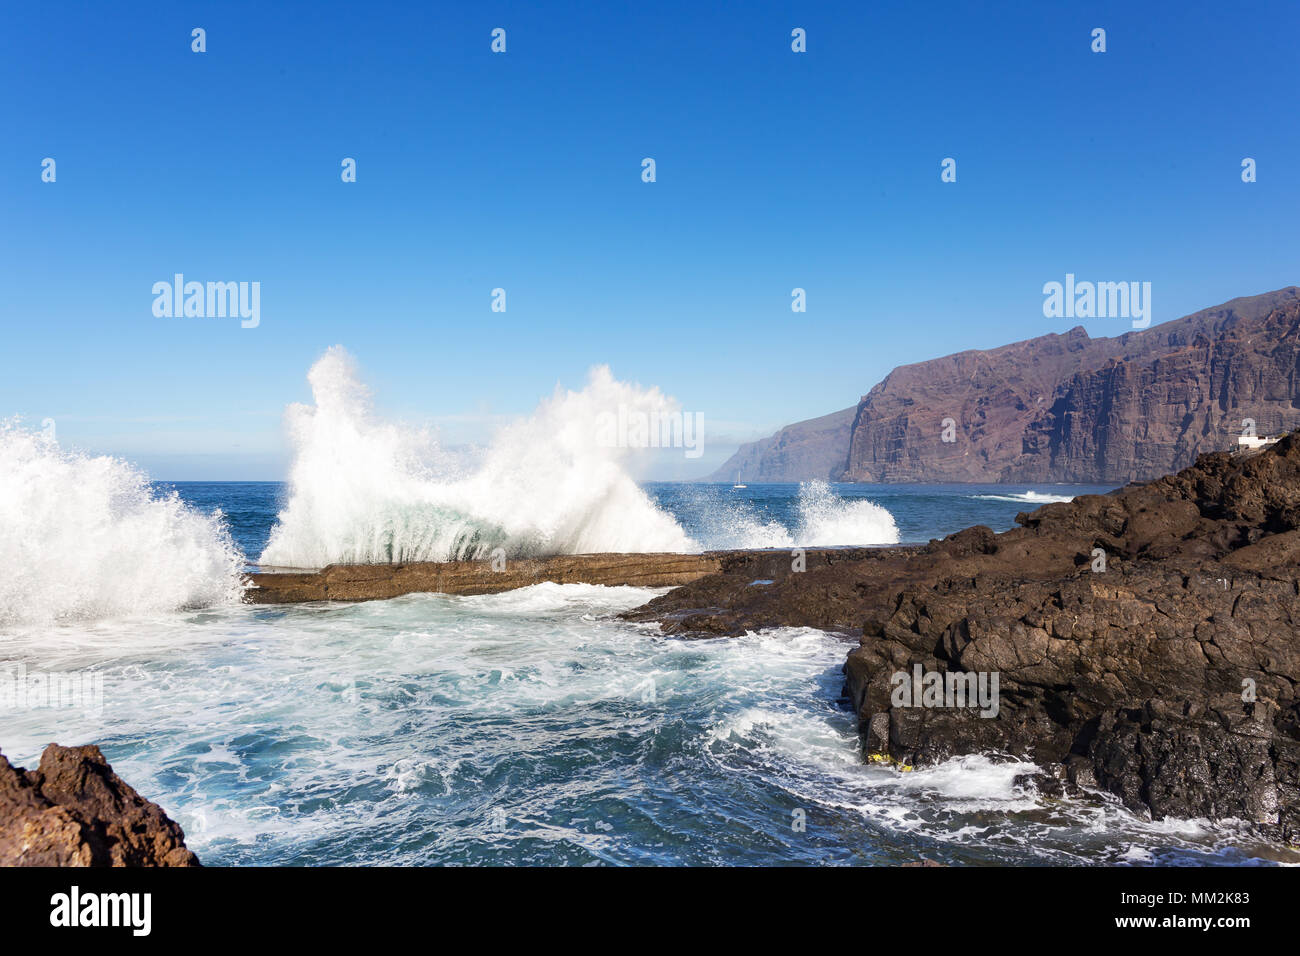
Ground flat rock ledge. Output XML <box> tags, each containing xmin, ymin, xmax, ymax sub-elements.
<box><xmin>625</xmin><ymin>435</ymin><xmax>1300</xmax><ymax>842</ymax></box>
<box><xmin>0</xmin><ymin>744</ymin><xmax>199</xmax><ymax>866</ymax></box>
<box><xmin>243</xmin><ymin>548</ymin><xmax>883</xmax><ymax>604</ymax></box>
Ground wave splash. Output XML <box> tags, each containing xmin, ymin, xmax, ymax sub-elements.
<box><xmin>259</xmin><ymin>348</ymin><xmax>696</xmax><ymax>567</ymax></box>
<box><xmin>972</xmin><ymin>491</ymin><xmax>1076</xmax><ymax>505</ymax></box>
<box><xmin>0</xmin><ymin>421</ymin><xmax>243</xmax><ymax>625</ymax></box>
<box><xmin>261</xmin><ymin>349</ymin><xmax>902</xmax><ymax>568</ymax></box>
<box><xmin>795</xmin><ymin>481</ymin><xmax>900</xmax><ymax>546</ymax></box>
<box><xmin>691</xmin><ymin>481</ymin><xmax>900</xmax><ymax>549</ymax></box>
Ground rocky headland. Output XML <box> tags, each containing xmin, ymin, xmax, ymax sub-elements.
<box><xmin>0</xmin><ymin>744</ymin><xmax>199</xmax><ymax>866</ymax></box>
<box><xmin>711</xmin><ymin>286</ymin><xmax>1300</xmax><ymax>484</ymax></box>
<box><xmin>706</xmin><ymin>406</ymin><xmax>857</xmax><ymax>482</ymax></box>
<box><xmin>632</xmin><ymin>434</ymin><xmax>1300</xmax><ymax>840</ymax></box>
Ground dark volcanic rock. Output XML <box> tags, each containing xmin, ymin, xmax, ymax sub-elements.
<box><xmin>0</xmin><ymin>743</ymin><xmax>199</xmax><ymax>866</ymax></box>
<box><xmin>626</xmin><ymin>434</ymin><xmax>1300</xmax><ymax>838</ymax></box>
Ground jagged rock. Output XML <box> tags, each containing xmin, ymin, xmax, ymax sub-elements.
<box><xmin>627</xmin><ymin>434</ymin><xmax>1300</xmax><ymax>839</ymax></box>
<box><xmin>0</xmin><ymin>743</ymin><xmax>199</xmax><ymax>866</ymax></box>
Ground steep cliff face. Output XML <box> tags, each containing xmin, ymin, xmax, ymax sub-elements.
<box><xmin>707</xmin><ymin>288</ymin><xmax>1300</xmax><ymax>485</ymax></box>
<box><xmin>705</xmin><ymin>406</ymin><xmax>855</xmax><ymax>482</ymax></box>
<box><xmin>843</xmin><ymin>287</ymin><xmax>1300</xmax><ymax>483</ymax></box>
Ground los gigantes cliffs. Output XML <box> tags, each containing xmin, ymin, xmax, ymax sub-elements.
<box><xmin>709</xmin><ymin>405</ymin><xmax>858</xmax><ymax>483</ymax></box>
<box><xmin>709</xmin><ymin>286</ymin><xmax>1300</xmax><ymax>484</ymax></box>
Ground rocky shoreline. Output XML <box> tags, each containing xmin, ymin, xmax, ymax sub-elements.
<box><xmin>626</xmin><ymin>436</ymin><xmax>1300</xmax><ymax>842</ymax></box>
<box><xmin>0</xmin><ymin>744</ymin><xmax>198</xmax><ymax>866</ymax></box>
<box><xmin>9</xmin><ymin>437</ymin><xmax>1298</xmax><ymax>864</ymax></box>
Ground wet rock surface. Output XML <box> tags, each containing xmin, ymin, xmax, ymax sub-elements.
<box><xmin>0</xmin><ymin>743</ymin><xmax>199</xmax><ymax>866</ymax></box>
<box><xmin>244</xmin><ymin>548</ymin><xmax>883</xmax><ymax>604</ymax></box>
<box><xmin>625</xmin><ymin>434</ymin><xmax>1300</xmax><ymax>839</ymax></box>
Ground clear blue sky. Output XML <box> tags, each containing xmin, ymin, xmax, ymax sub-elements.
<box><xmin>2</xmin><ymin>0</ymin><xmax>1296</xmax><ymax>479</ymax></box>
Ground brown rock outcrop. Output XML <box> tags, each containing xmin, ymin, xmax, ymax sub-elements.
<box><xmin>244</xmin><ymin>548</ymin><xmax>880</xmax><ymax>604</ymax></box>
<box><xmin>0</xmin><ymin>744</ymin><xmax>199</xmax><ymax>866</ymax></box>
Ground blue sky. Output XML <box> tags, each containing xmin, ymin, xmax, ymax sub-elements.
<box><xmin>2</xmin><ymin>0</ymin><xmax>1296</xmax><ymax>479</ymax></box>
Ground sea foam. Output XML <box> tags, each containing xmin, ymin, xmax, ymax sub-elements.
<box><xmin>972</xmin><ymin>491</ymin><xmax>1076</xmax><ymax>504</ymax></box>
<box><xmin>260</xmin><ymin>348</ymin><xmax>696</xmax><ymax>566</ymax></box>
<box><xmin>260</xmin><ymin>348</ymin><xmax>900</xmax><ymax>567</ymax></box>
<box><xmin>0</xmin><ymin>421</ymin><xmax>243</xmax><ymax>625</ymax></box>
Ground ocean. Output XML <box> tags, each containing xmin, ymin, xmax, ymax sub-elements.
<box><xmin>0</xmin><ymin>350</ymin><xmax>1288</xmax><ymax>868</ymax></box>
<box><xmin>159</xmin><ymin>480</ymin><xmax>1110</xmax><ymax>568</ymax></box>
<box><xmin>0</xmin><ymin>467</ymin><xmax>1285</xmax><ymax>865</ymax></box>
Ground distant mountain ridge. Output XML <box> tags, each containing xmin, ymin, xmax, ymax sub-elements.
<box><xmin>706</xmin><ymin>406</ymin><xmax>856</xmax><ymax>483</ymax></box>
<box><xmin>708</xmin><ymin>287</ymin><xmax>1300</xmax><ymax>484</ymax></box>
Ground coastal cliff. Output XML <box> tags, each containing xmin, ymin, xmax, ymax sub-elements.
<box><xmin>628</xmin><ymin>433</ymin><xmax>1300</xmax><ymax>838</ymax></box>
<box><xmin>709</xmin><ymin>286</ymin><xmax>1300</xmax><ymax>484</ymax></box>
<box><xmin>705</xmin><ymin>406</ymin><xmax>856</xmax><ymax>483</ymax></box>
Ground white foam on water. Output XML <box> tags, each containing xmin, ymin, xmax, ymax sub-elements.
<box><xmin>886</xmin><ymin>753</ymin><xmax>1040</xmax><ymax>801</ymax></box>
<box><xmin>972</xmin><ymin>490</ymin><xmax>1076</xmax><ymax>504</ymax></box>
<box><xmin>260</xmin><ymin>348</ymin><xmax>697</xmax><ymax>567</ymax></box>
<box><xmin>0</xmin><ymin>420</ymin><xmax>243</xmax><ymax>625</ymax></box>
<box><xmin>794</xmin><ymin>480</ymin><xmax>900</xmax><ymax>546</ymax></box>
<box><xmin>0</xmin><ymin>593</ymin><xmax>1285</xmax><ymax>865</ymax></box>
<box><xmin>260</xmin><ymin>349</ymin><xmax>902</xmax><ymax>567</ymax></box>
<box><xmin>449</xmin><ymin>581</ymin><xmax>666</xmax><ymax>617</ymax></box>
<box><xmin>685</xmin><ymin>499</ymin><xmax>794</xmax><ymax>550</ymax></box>
<box><xmin>687</xmin><ymin>481</ymin><xmax>899</xmax><ymax>549</ymax></box>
